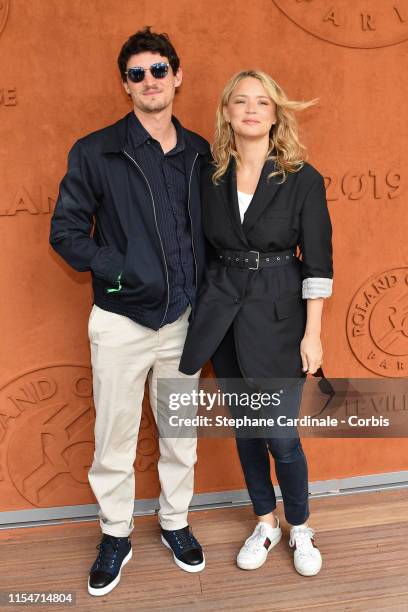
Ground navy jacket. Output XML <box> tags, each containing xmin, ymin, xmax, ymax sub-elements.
<box><xmin>49</xmin><ymin>112</ymin><xmax>210</xmax><ymax>330</ymax></box>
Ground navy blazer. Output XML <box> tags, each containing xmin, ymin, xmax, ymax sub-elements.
<box><xmin>179</xmin><ymin>156</ymin><xmax>333</xmax><ymax>381</ymax></box>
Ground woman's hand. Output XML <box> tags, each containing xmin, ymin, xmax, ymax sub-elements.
<box><xmin>300</xmin><ymin>333</ymin><xmax>323</xmax><ymax>374</ymax></box>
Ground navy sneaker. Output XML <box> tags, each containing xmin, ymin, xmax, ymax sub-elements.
<box><xmin>161</xmin><ymin>525</ymin><xmax>205</xmax><ymax>573</ymax></box>
<box><xmin>88</xmin><ymin>534</ymin><xmax>132</xmax><ymax>596</ymax></box>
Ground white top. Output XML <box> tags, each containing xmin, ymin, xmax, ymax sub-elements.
<box><xmin>237</xmin><ymin>190</ymin><xmax>254</xmax><ymax>223</ymax></box>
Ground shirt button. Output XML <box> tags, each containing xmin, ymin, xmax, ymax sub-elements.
<box><xmin>233</xmin><ymin>297</ymin><xmax>241</xmax><ymax>304</ymax></box>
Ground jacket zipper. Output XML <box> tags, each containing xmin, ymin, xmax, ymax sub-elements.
<box><xmin>187</xmin><ymin>153</ymin><xmax>199</xmax><ymax>293</ymax></box>
<box><xmin>122</xmin><ymin>149</ymin><xmax>170</xmax><ymax>327</ymax></box>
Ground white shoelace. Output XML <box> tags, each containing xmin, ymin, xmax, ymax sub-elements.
<box><xmin>289</xmin><ymin>526</ymin><xmax>317</xmax><ymax>558</ymax></box>
<box><xmin>242</xmin><ymin>523</ymin><xmax>273</xmax><ymax>554</ymax></box>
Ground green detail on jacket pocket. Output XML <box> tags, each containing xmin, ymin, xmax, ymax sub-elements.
<box><xmin>105</xmin><ymin>272</ymin><xmax>123</xmax><ymax>294</ymax></box>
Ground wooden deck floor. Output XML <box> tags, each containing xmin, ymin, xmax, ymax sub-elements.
<box><xmin>1</xmin><ymin>488</ymin><xmax>408</xmax><ymax>611</ymax></box>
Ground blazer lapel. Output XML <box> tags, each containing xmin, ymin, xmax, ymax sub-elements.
<box><xmin>220</xmin><ymin>158</ymin><xmax>249</xmax><ymax>247</ymax></box>
<box><xmin>242</xmin><ymin>159</ymin><xmax>282</xmax><ymax>235</ymax></box>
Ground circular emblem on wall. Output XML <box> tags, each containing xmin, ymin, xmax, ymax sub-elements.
<box><xmin>273</xmin><ymin>1</ymin><xmax>408</xmax><ymax>49</ymax></box>
<box><xmin>0</xmin><ymin>365</ymin><xmax>95</xmax><ymax>507</ymax></box>
<box><xmin>347</xmin><ymin>268</ymin><xmax>408</xmax><ymax>377</ymax></box>
<box><xmin>0</xmin><ymin>0</ymin><xmax>9</xmax><ymax>38</ymax></box>
<box><xmin>0</xmin><ymin>364</ymin><xmax>159</xmax><ymax>508</ymax></box>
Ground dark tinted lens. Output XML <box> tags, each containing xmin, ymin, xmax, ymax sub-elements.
<box><xmin>127</xmin><ymin>67</ymin><xmax>145</xmax><ymax>83</ymax></box>
<box><xmin>150</xmin><ymin>63</ymin><xmax>169</xmax><ymax>79</ymax></box>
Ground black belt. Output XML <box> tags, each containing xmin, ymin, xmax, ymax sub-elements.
<box><xmin>214</xmin><ymin>248</ymin><xmax>297</xmax><ymax>270</ymax></box>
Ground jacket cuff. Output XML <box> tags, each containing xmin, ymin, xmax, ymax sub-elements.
<box><xmin>302</xmin><ymin>277</ymin><xmax>333</xmax><ymax>299</ymax></box>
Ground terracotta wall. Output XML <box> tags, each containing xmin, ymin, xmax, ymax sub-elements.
<box><xmin>1</xmin><ymin>0</ymin><xmax>407</xmax><ymax>513</ymax></box>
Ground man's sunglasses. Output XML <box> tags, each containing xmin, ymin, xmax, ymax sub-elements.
<box><xmin>125</xmin><ymin>62</ymin><xmax>170</xmax><ymax>83</ymax></box>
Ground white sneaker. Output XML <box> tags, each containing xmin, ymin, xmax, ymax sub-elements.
<box><xmin>289</xmin><ymin>524</ymin><xmax>322</xmax><ymax>576</ymax></box>
<box><xmin>237</xmin><ymin>517</ymin><xmax>282</xmax><ymax>570</ymax></box>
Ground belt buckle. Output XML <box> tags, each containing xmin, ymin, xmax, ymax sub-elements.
<box><xmin>248</xmin><ymin>250</ymin><xmax>260</xmax><ymax>270</ymax></box>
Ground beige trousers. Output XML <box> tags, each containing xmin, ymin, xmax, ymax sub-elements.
<box><xmin>87</xmin><ymin>304</ymin><xmax>200</xmax><ymax>537</ymax></box>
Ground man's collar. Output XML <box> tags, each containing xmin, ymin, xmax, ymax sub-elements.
<box><xmin>102</xmin><ymin>111</ymin><xmax>208</xmax><ymax>155</ymax></box>
<box><xmin>127</xmin><ymin>111</ymin><xmax>151</xmax><ymax>149</ymax></box>
<box><xmin>171</xmin><ymin>115</ymin><xmax>186</xmax><ymax>153</ymax></box>
<box><xmin>127</xmin><ymin>111</ymin><xmax>186</xmax><ymax>153</ymax></box>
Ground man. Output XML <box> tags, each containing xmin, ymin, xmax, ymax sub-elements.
<box><xmin>49</xmin><ymin>27</ymin><xmax>209</xmax><ymax>596</ymax></box>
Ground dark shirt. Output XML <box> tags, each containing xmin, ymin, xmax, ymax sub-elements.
<box><xmin>126</xmin><ymin>112</ymin><xmax>195</xmax><ymax>326</ymax></box>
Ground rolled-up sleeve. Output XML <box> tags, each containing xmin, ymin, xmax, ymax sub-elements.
<box><xmin>299</xmin><ymin>174</ymin><xmax>333</xmax><ymax>299</ymax></box>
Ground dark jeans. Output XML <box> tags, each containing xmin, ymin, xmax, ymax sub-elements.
<box><xmin>211</xmin><ymin>323</ymin><xmax>309</xmax><ymax>526</ymax></box>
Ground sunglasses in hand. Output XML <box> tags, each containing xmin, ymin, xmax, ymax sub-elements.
<box><xmin>310</xmin><ymin>367</ymin><xmax>354</xmax><ymax>418</ymax></box>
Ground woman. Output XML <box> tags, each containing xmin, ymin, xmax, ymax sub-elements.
<box><xmin>179</xmin><ymin>70</ymin><xmax>333</xmax><ymax>576</ymax></box>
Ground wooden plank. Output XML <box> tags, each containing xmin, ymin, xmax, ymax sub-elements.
<box><xmin>1</xmin><ymin>489</ymin><xmax>408</xmax><ymax>610</ymax></box>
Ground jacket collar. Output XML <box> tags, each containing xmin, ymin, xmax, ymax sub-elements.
<box><xmin>223</xmin><ymin>158</ymin><xmax>249</xmax><ymax>247</ymax></box>
<box><xmin>241</xmin><ymin>157</ymin><xmax>282</xmax><ymax>235</ymax></box>
<box><xmin>101</xmin><ymin>112</ymin><xmax>208</xmax><ymax>155</ymax></box>
<box><xmin>221</xmin><ymin>156</ymin><xmax>282</xmax><ymax>245</ymax></box>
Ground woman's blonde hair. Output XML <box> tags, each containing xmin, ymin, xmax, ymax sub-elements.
<box><xmin>211</xmin><ymin>69</ymin><xmax>318</xmax><ymax>184</ymax></box>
